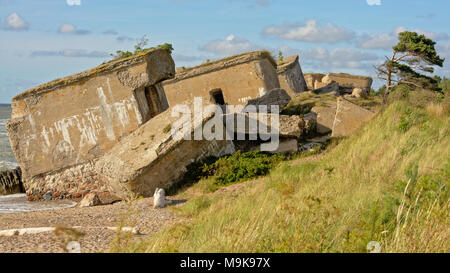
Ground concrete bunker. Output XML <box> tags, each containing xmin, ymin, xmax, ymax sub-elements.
<box><xmin>161</xmin><ymin>51</ymin><xmax>280</xmax><ymax>107</ymax></box>
<box><xmin>7</xmin><ymin>48</ymin><xmax>175</xmax><ymax>200</ymax></box>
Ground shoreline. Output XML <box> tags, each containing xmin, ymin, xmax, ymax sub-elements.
<box><xmin>0</xmin><ymin>196</ymin><xmax>181</xmax><ymax>253</ymax></box>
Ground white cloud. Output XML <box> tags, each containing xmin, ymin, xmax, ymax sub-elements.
<box><xmin>58</xmin><ymin>24</ymin><xmax>90</xmax><ymax>35</ymax></box>
<box><xmin>301</xmin><ymin>46</ymin><xmax>379</xmax><ymax>71</ymax></box>
<box><xmin>356</xmin><ymin>33</ymin><xmax>397</xmax><ymax>50</ymax></box>
<box><xmin>356</xmin><ymin>26</ymin><xmax>450</xmax><ymax>50</ymax></box>
<box><xmin>366</xmin><ymin>0</ymin><xmax>381</xmax><ymax>6</ymax></box>
<box><xmin>262</xmin><ymin>20</ymin><xmax>355</xmax><ymax>43</ymax></box>
<box><xmin>436</xmin><ymin>41</ymin><xmax>450</xmax><ymax>59</ymax></box>
<box><xmin>201</xmin><ymin>34</ymin><xmax>261</xmax><ymax>55</ymax></box>
<box><xmin>67</xmin><ymin>0</ymin><xmax>81</xmax><ymax>6</ymax></box>
<box><xmin>4</xmin><ymin>12</ymin><xmax>29</xmax><ymax>31</ymax></box>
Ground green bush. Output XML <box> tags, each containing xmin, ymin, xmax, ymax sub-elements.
<box><xmin>111</xmin><ymin>35</ymin><xmax>173</xmax><ymax>60</ymax></box>
<box><xmin>168</xmin><ymin>151</ymin><xmax>293</xmax><ymax>194</ymax></box>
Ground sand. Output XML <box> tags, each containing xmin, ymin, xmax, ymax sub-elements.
<box><xmin>0</xmin><ymin>196</ymin><xmax>184</xmax><ymax>253</ymax></box>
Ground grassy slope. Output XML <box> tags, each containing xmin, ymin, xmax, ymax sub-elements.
<box><xmin>120</xmin><ymin>95</ymin><xmax>449</xmax><ymax>253</ymax></box>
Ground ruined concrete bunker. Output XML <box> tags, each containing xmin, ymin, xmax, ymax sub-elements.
<box><xmin>7</xmin><ymin>48</ymin><xmax>175</xmax><ymax>199</ymax></box>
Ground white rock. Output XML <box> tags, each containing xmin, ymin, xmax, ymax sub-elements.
<box><xmin>79</xmin><ymin>193</ymin><xmax>101</xmax><ymax>207</ymax></box>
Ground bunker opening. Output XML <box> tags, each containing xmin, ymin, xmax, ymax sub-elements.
<box><xmin>134</xmin><ymin>85</ymin><xmax>169</xmax><ymax>124</ymax></box>
<box><xmin>210</xmin><ymin>89</ymin><xmax>225</xmax><ymax>105</ymax></box>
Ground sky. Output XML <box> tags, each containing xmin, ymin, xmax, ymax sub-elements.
<box><xmin>0</xmin><ymin>0</ymin><xmax>449</xmax><ymax>103</ymax></box>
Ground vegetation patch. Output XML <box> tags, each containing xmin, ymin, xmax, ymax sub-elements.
<box><xmin>117</xmin><ymin>91</ymin><xmax>449</xmax><ymax>253</ymax></box>
<box><xmin>167</xmin><ymin>151</ymin><xmax>298</xmax><ymax>195</ymax></box>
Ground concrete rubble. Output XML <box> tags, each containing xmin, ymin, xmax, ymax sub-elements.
<box><xmin>95</xmin><ymin>98</ymin><xmax>235</xmax><ymax>199</ymax></box>
<box><xmin>6</xmin><ymin>49</ymin><xmax>377</xmax><ymax>201</ymax></box>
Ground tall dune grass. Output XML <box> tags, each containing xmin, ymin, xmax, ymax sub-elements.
<box><xmin>119</xmin><ymin>99</ymin><xmax>449</xmax><ymax>253</ymax></box>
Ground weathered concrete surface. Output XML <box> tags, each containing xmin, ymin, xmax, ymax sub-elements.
<box><xmin>95</xmin><ymin>99</ymin><xmax>235</xmax><ymax>199</ymax></box>
<box><xmin>0</xmin><ymin>167</ymin><xmax>23</xmax><ymax>196</ymax></box>
<box><xmin>327</xmin><ymin>73</ymin><xmax>373</xmax><ymax>94</ymax></box>
<box><xmin>245</xmin><ymin>88</ymin><xmax>291</xmax><ymax>112</ymax></box>
<box><xmin>351</xmin><ymin>88</ymin><xmax>366</xmax><ymax>98</ymax></box>
<box><xmin>313</xmin><ymin>82</ymin><xmax>339</xmax><ymax>95</ymax></box>
<box><xmin>162</xmin><ymin>51</ymin><xmax>280</xmax><ymax>106</ymax></box>
<box><xmin>304</xmin><ymin>73</ymin><xmax>325</xmax><ymax>90</ymax></box>
<box><xmin>277</xmin><ymin>55</ymin><xmax>307</xmax><ymax>96</ymax></box>
<box><xmin>303</xmin><ymin>101</ymin><xmax>337</xmax><ymax>135</ymax></box>
<box><xmin>332</xmin><ymin>98</ymin><xmax>375</xmax><ymax>137</ymax></box>
<box><xmin>7</xmin><ymin>48</ymin><xmax>175</xmax><ymax>199</ymax></box>
<box><xmin>224</xmin><ymin>113</ymin><xmax>305</xmax><ymax>139</ymax></box>
<box><xmin>269</xmin><ymin>139</ymin><xmax>298</xmax><ymax>154</ymax></box>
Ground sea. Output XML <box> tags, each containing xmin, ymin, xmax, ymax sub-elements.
<box><xmin>0</xmin><ymin>104</ymin><xmax>77</xmax><ymax>214</ymax></box>
<box><xmin>0</xmin><ymin>104</ymin><xmax>18</xmax><ymax>172</ymax></box>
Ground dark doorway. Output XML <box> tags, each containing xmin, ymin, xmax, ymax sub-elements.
<box><xmin>210</xmin><ymin>89</ymin><xmax>225</xmax><ymax>105</ymax></box>
<box><xmin>134</xmin><ymin>85</ymin><xmax>164</xmax><ymax>124</ymax></box>
<box><xmin>145</xmin><ymin>85</ymin><xmax>162</xmax><ymax>119</ymax></box>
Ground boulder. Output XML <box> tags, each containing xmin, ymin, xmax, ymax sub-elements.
<box><xmin>79</xmin><ymin>193</ymin><xmax>101</xmax><ymax>207</ymax></box>
<box><xmin>299</xmin><ymin>142</ymin><xmax>322</xmax><ymax>153</ymax></box>
<box><xmin>245</xmin><ymin>88</ymin><xmax>291</xmax><ymax>112</ymax></box>
<box><xmin>331</xmin><ymin>98</ymin><xmax>376</xmax><ymax>137</ymax></box>
<box><xmin>352</xmin><ymin>88</ymin><xmax>366</xmax><ymax>98</ymax></box>
<box><xmin>322</xmin><ymin>75</ymin><xmax>333</xmax><ymax>85</ymax></box>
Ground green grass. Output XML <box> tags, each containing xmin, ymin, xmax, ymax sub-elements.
<box><xmin>167</xmin><ymin>150</ymin><xmax>321</xmax><ymax>195</ymax></box>
<box><xmin>114</xmin><ymin>92</ymin><xmax>449</xmax><ymax>253</ymax></box>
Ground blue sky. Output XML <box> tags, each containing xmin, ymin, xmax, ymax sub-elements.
<box><xmin>0</xmin><ymin>0</ymin><xmax>449</xmax><ymax>103</ymax></box>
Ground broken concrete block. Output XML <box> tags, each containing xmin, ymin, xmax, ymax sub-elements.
<box><xmin>313</xmin><ymin>82</ymin><xmax>339</xmax><ymax>95</ymax></box>
<box><xmin>162</xmin><ymin>51</ymin><xmax>280</xmax><ymax>106</ymax></box>
<box><xmin>332</xmin><ymin>98</ymin><xmax>376</xmax><ymax>137</ymax></box>
<box><xmin>95</xmin><ymin>99</ymin><xmax>235</xmax><ymax>199</ymax></box>
<box><xmin>309</xmin><ymin>101</ymin><xmax>337</xmax><ymax>135</ymax></box>
<box><xmin>245</xmin><ymin>88</ymin><xmax>291</xmax><ymax>112</ymax></box>
<box><xmin>321</xmin><ymin>74</ymin><xmax>333</xmax><ymax>85</ymax></box>
<box><xmin>79</xmin><ymin>193</ymin><xmax>101</xmax><ymax>207</ymax></box>
<box><xmin>304</xmin><ymin>73</ymin><xmax>325</xmax><ymax>90</ymax></box>
<box><xmin>352</xmin><ymin>88</ymin><xmax>366</xmax><ymax>98</ymax></box>
<box><xmin>223</xmin><ymin>113</ymin><xmax>305</xmax><ymax>139</ymax></box>
<box><xmin>7</xmin><ymin>48</ymin><xmax>175</xmax><ymax>200</ymax></box>
<box><xmin>327</xmin><ymin>73</ymin><xmax>373</xmax><ymax>94</ymax></box>
<box><xmin>277</xmin><ymin>55</ymin><xmax>307</xmax><ymax>96</ymax></box>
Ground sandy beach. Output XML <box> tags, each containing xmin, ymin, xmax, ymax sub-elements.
<box><xmin>0</xmin><ymin>196</ymin><xmax>182</xmax><ymax>253</ymax></box>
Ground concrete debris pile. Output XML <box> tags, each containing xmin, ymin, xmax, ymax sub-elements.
<box><xmin>6</xmin><ymin>49</ymin><xmax>376</xmax><ymax>201</ymax></box>
<box><xmin>304</xmin><ymin>73</ymin><xmax>373</xmax><ymax>98</ymax></box>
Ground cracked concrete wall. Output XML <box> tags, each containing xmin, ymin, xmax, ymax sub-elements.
<box><xmin>277</xmin><ymin>55</ymin><xmax>307</xmax><ymax>96</ymax></box>
<box><xmin>162</xmin><ymin>54</ymin><xmax>280</xmax><ymax>106</ymax></box>
<box><xmin>7</xmin><ymin>49</ymin><xmax>175</xmax><ymax>198</ymax></box>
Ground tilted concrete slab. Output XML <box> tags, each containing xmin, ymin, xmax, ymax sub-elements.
<box><xmin>332</xmin><ymin>98</ymin><xmax>375</xmax><ymax>137</ymax></box>
<box><xmin>277</xmin><ymin>55</ymin><xmax>307</xmax><ymax>96</ymax></box>
<box><xmin>95</xmin><ymin>99</ymin><xmax>235</xmax><ymax>198</ymax></box>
